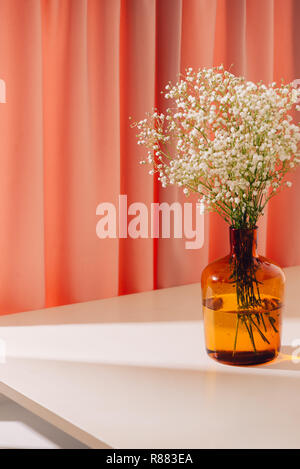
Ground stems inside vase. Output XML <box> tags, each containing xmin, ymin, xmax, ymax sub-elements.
<box><xmin>229</xmin><ymin>227</ymin><xmax>278</xmax><ymax>354</ymax></box>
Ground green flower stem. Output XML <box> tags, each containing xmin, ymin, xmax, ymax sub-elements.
<box><xmin>233</xmin><ymin>315</ymin><xmax>240</xmax><ymax>357</ymax></box>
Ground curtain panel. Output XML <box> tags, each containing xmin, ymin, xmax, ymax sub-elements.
<box><xmin>0</xmin><ymin>0</ymin><xmax>299</xmax><ymax>314</ymax></box>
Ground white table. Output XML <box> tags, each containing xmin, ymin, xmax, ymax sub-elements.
<box><xmin>0</xmin><ymin>266</ymin><xmax>299</xmax><ymax>449</ymax></box>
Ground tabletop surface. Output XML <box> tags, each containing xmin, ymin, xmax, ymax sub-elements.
<box><xmin>0</xmin><ymin>266</ymin><xmax>299</xmax><ymax>449</ymax></box>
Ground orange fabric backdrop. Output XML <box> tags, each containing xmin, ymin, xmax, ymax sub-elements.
<box><xmin>0</xmin><ymin>0</ymin><xmax>299</xmax><ymax>315</ymax></box>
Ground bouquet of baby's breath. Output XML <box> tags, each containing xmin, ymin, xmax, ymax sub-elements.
<box><xmin>133</xmin><ymin>66</ymin><xmax>300</xmax><ymax>353</ymax></box>
<box><xmin>134</xmin><ymin>66</ymin><xmax>300</xmax><ymax>229</ymax></box>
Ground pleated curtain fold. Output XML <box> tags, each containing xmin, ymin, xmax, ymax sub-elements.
<box><xmin>0</xmin><ymin>0</ymin><xmax>298</xmax><ymax>315</ymax></box>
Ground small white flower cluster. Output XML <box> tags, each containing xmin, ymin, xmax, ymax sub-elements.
<box><xmin>134</xmin><ymin>66</ymin><xmax>300</xmax><ymax>227</ymax></box>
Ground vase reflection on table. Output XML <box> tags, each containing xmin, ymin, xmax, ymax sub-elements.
<box><xmin>201</xmin><ymin>226</ymin><xmax>285</xmax><ymax>366</ymax></box>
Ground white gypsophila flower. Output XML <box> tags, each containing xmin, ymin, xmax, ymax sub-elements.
<box><xmin>133</xmin><ymin>66</ymin><xmax>300</xmax><ymax>228</ymax></box>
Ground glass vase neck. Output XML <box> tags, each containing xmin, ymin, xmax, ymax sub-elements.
<box><xmin>229</xmin><ymin>226</ymin><xmax>258</xmax><ymax>258</ymax></box>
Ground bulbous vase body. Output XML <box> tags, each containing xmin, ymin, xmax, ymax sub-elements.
<box><xmin>201</xmin><ymin>227</ymin><xmax>285</xmax><ymax>366</ymax></box>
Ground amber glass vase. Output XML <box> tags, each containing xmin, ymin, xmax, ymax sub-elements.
<box><xmin>201</xmin><ymin>227</ymin><xmax>285</xmax><ymax>366</ymax></box>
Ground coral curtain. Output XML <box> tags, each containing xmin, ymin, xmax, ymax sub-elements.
<box><xmin>0</xmin><ymin>0</ymin><xmax>299</xmax><ymax>315</ymax></box>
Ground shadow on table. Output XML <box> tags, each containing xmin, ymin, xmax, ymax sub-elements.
<box><xmin>0</xmin><ymin>397</ymin><xmax>88</xmax><ymax>449</ymax></box>
<box><xmin>0</xmin><ymin>284</ymin><xmax>203</xmax><ymax>327</ymax></box>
